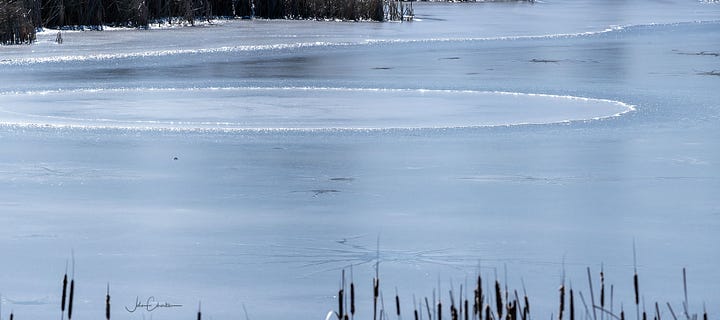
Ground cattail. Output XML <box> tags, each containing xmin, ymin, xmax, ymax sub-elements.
<box><xmin>495</xmin><ymin>281</ymin><xmax>503</xmax><ymax>320</ymax></box>
<box><xmin>484</xmin><ymin>304</ymin><xmax>491</xmax><ymax>320</ymax></box>
<box><xmin>68</xmin><ymin>279</ymin><xmax>75</xmax><ymax>320</ymax></box>
<box><xmin>569</xmin><ymin>288</ymin><xmax>575</xmax><ymax>320</ymax></box>
<box><xmin>415</xmin><ymin>309</ymin><xmax>420</xmax><ymax>320</ymax></box>
<box><xmin>396</xmin><ymin>290</ymin><xmax>401</xmax><ymax>318</ymax></box>
<box><xmin>600</xmin><ymin>269</ymin><xmax>605</xmax><ymax>316</ymax></box>
<box><xmin>374</xmin><ymin>278</ymin><xmax>380</xmax><ymax>320</ymax></box>
<box><xmin>559</xmin><ymin>285</ymin><xmax>565</xmax><ymax>320</ymax></box>
<box><xmin>475</xmin><ymin>276</ymin><xmax>482</xmax><ymax>317</ymax></box>
<box><xmin>438</xmin><ymin>300</ymin><xmax>442</xmax><ymax>320</ymax></box>
<box><xmin>509</xmin><ymin>300</ymin><xmax>517</xmax><ymax>320</ymax></box>
<box><xmin>350</xmin><ymin>282</ymin><xmax>355</xmax><ymax>318</ymax></box>
<box><xmin>634</xmin><ymin>274</ymin><xmax>639</xmax><ymax>306</ymax></box>
<box><xmin>10</xmin><ymin>312</ymin><xmax>14</xmax><ymax>320</ymax></box>
<box><xmin>464</xmin><ymin>300</ymin><xmax>469</xmax><ymax>320</ymax></box>
<box><xmin>621</xmin><ymin>308</ymin><xmax>625</xmax><ymax>320</ymax></box>
<box><xmin>61</xmin><ymin>270</ymin><xmax>68</xmax><ymax>317</ymax></box>
<box><xmin>106</xmin><ymin>283</ymin><xmax>111</xmax><ymax>320</ymax></box>
<box><xmin>338</xmin><ymin>288</ymin><xmax>344</xmax><ymax>320</ymax></box>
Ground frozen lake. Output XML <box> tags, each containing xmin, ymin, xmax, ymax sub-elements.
<box><xmin>1</xmin><ymin>1</ymin><xmax>720</xmax><ymax>319</ymax></box>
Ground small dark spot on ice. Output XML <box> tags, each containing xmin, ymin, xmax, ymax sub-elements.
<box><xmin>372</xmin><ymin>67</ymin><xmax>392</xmax><ymax>70</ymax></box>
<box><xmin>272</xmin><ymin>147</ymin><xmax>285</xmax><ymax>150</ymax></box>
<box><xmin>466</xmin><ymin>72</ymin><xmax>480</xmax><ymax>75</ymax></box>
<box><xmin>677</xmin><ymin>51</ymin><xmax>720</xmax><ymax>57</ymax></box>
<box><xmin>440</xmin><ymin>57</ymin><xmax>461</xmax><ymax>60</ymax></box>
<box><xmin>330</xmin><ymin>177</ymin><xmax>354</xmax><ymax>181</ymax></box>
<box><xmin>310</xmin><ymin>189</ymin><xmax>340</xmax><ymax>197</ymax></box>
<box><xmin>530</xmin><ymin>59</ymin><xmax>560</xmax><ymax>63</ymax></box>
<box><xmin>173</xmin><ymin>156</ymin><xmax>179</xmax><ymax>160</ymax></box>
<box><xmin>698</xmin><ymin>70</ymin><xmax>720</xmax><ymax>76</ymax></box>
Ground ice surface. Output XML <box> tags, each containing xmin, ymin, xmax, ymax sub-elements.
<box><xmin>1</xmin><ymin>1</ymin><xmax>720</xmax><ymax>320</ymax></box>
<box><xmin>0</xmin><ymin>88</ymin><xmax>632</xmax><ymax>130</ymax></box>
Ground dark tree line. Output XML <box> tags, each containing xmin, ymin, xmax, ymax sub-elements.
<box><xmin>2</xmin><ymin>0</ymin><xmax>395</xmax><ymax>44</ymax></box>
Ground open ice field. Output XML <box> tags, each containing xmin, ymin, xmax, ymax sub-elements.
<box><xmin>1</xmin><ymin>1</ymin><xmax>720</xmax><ymax>319</ymax></box>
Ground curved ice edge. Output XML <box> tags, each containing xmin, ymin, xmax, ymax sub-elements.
<box><xmin>3</xmin><ymin>20</ymin><xmax>718</xmax><ymax>65</ymax></box>
<box><xmin>0</xmin><ymin>87</ymin><xmax>636</xmax><ymax>133</ymax></box>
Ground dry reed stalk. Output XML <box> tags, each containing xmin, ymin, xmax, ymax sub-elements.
<box><xmin>485</xmin><ymin>304</ymin><xmax>491</xmax><ymax>320</ymax></box>
<box><xmin>665</xmin><ymin>303</ymin><xmax>677</xmax><ymax>320</ymax></box>
<box><xmin>621</xmin><ymin>307</ymin><xmax>625</xmax><ymax>320</ymax></box>
<box><xmin>634</xmin><ymin>242</ymin><xmax>640</xmax><ymax>320</ymax></box>
<box><xmin>569</xmin><ymin>288</ymin><xmax>575</xmax><ymax>320</ymax></box>
<box><xmin>682</xmin><ymin>269</ymin><xmax>688</xmax><ymax>319</ymax></box>
<box><xmin>655</xmin><ymin>302</ymin><xmax>660</xmax><ymax>320</ymax></box>
<box><xmin>522</xmin><ymin>280</ymin><xmax>529</xmax><ymax>320</ymax></box>
<box><xmin>578</xmin><ymin>291</ymin><xmax>591</xmax><ymax>320</ymax></box>
<box><xmin>588</xmin><ymin>268</ymin><xmax>598</xmax><ymax>320</ymax></box>
<box><xmin>9</xmin><ymin>312</ymin><xmax>13</xmax><ymax>320</ymax></box>
<box><xmin>197</xmin><ymin>301</ymin><xmax>202</xmax><ymax>320</ymax></box>
<box><xmin>465</xmin><ymin>299</ymin><xmax>469</xmax><ymax>320</ymax></box>
<box><xmin>425</xmin><ymin>297</ymin><xmax>432</xmax><ymax>320</ymax></box>
<box><xmin>414</xmin><ymin>295</ymin><xmax>420</xmax><ymax>320</ymax></box>
<box><xmin>611</xmin><ymin>285</ymin><xmax>615</xmax><ymax>316</ymax></box>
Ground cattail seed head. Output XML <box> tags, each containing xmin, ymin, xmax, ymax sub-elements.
<box><xmin>106</xmin><ymin>283</ymin><xmax>111</xmax><ymax>320</ymax></box>
<box><xmin>600</xmin><ymin>271</ymin><xmax>605</xmax><ymax>309</ymax></box>
<box><xmin>495</xmin><ymin>281</ymin><xmax>503</xmax><ymax>320</ymax></box>
<box><xmin>396</xmin><ymin>293</ymin><xmax>401</xmax><ymax>317</ymax></box>
<box><xmin>338</xmin><ymin>289</ymin><xmax>344</xmax><ymax>320</ymax></box>
<box><xmin>350</xmin><ymin>282</ymin><xmax>355</xmax><ymax>316</ymax></box>
<box><xmin>61</xmin><ymin>273</ymin><xmax>68</xmax><ymax>312</ymax></box>
<box><xmin>634</xmin><ymin>274</ymin><xmax>639</xmax><ymax>306</ymax></box>
<box><xmin>558</xmin><ymin>285</ymin><xmax>565</xmax><ymax>320</ymax></box>
<box><xmin>68</xmin><ymin>279</ymin><xmax>75</xmax><ymax>320</ymax></box>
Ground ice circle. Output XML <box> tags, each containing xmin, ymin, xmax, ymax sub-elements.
<box><xmin>0</xmin><ymin>87</ymin><xmax>633</xmax><ymax>131</ymax></box>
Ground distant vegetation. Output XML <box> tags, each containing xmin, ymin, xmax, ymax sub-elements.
<box><xmin>1</xmin><ymin>0</ymin><xmax>414</xmax><ymax>45</ymax></box>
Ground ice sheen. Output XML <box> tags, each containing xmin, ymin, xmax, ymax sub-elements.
<box><xmin>0</xmin><ymin>87</ymin><xmax>633</xmax><ymax>130</ymax></box>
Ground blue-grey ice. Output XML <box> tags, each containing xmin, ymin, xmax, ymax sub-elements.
<box><xmin>1</xmin><ymin>1</ymin><xmax>719</xmax><ymax>320</ymax></box>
